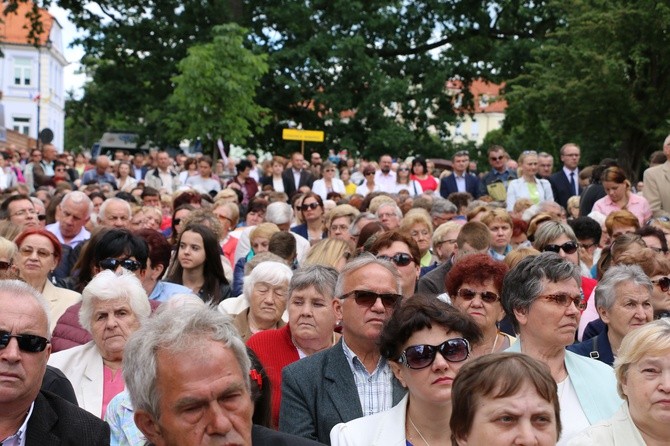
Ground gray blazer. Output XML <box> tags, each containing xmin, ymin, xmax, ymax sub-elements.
<box><xmin>279</xmin><ymin>339</ymin><xmax>406</xmax><ymax>445</ymax></box>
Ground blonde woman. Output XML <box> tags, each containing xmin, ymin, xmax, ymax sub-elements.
<box><xmin>506</xmin><ymin>151</ymin><xmax>554</xmax><ymax>211</ymax></box>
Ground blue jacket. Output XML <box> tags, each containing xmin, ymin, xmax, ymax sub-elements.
<box><xmin>567</xmin><ymin>328</ymin><xmax>614</xmax><ymax>366</ymax></box>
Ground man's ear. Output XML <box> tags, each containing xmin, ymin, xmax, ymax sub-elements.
<box><xmin>134</xmin><ymin>410</ymin><xmax>162</xmax><ymax>444</ymax></box>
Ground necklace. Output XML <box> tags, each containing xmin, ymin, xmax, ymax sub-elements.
<box><xmin>408</xmin><ymin>414</ymin><xmax>430</xmax><ymax>446</ymax></box>
<box><xmin>490</xmin><ymin>332</ymin><xmax>500</xmax><ymax>354</ymax></box>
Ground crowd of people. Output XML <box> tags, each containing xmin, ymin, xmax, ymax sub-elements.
<box><xmin>2</xmin><ymin>136</ymin><xmax>670</xmax><ymax>446</ymax></box>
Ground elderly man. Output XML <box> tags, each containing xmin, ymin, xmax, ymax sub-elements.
<box><xmin>32</xmin><ymin>143</ymin><xmax>58</xmax><ymax>189</ymax></box>
<box><xmin>549</xmin><ymin>143</ymin><xmax>581</xmax><ymax>209</ymax></box>
<box><xmin>375</xmin><ymin>154</ymin><xmax>396</xmax><ymax>193</ymax></box>
<box><xmin>0</xmin><ymin>280</ymin><xmax>109</xmax><ymax>444</ymax></box>
<box><xmin>47</xmin><ymin>191</ymin><xmax>92</xmax><ymax>248</ymax></box>
<box><xmin>123</xmin><ymin>305</ymin><xmax>321</xmax><ymax>445</ymax></box>
<box><xmin>376</xmin><ymin>202</ymin><xmax>402</xmax><ymax>231</ymax></box>
<box><xmin>81</xmin><ymin>155</ymin><xmax>117</xmax><ymax>189</ymax></box>
<box><xmin>0</xmin><ymin>194</ymin><xmax>39</xmax><ymax>230</ymax></box>
<box><xmin>567</xmin><ymin>264</ymin><xmax>653</xmax><ymax>366</ymax></box>
<box><xmin>145</xmin><ymin>150</ymin><xmax>181</xmax><ymax>193</ymax></box>
<box><xmin>279</xmin><ymin>254</ymin><xmax>406</xmax><ymax>444</ymax></box>
<box><xmin>537</xmin><ymin>152</ymin><xmax>554</xmax><ymax>179</ymax></box>
<box><xmin>429</xmin><ymin>198</ymin><xmax>457</xmax><ymax>229</ymax></box>
<box><xmin>643</xmin><ymin>134</ymin><xmax>670</xmax><ymax>214</ymax></box>
<box><xmin>97</xmin><ymin>197</ymin><xmax>132</xmax><ymax>229</ymax></box>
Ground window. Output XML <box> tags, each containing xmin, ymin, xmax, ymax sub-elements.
<box><xmin>12</xmin><ymin>116</ymin><xmax>31</xmax><ymax>135</ymax></box>
<box><xmin>13</xmin><ymin>58</ymin><xmax>32</xmax><ymax>86</ymax></box>
<box><xmin>470</xmin><ymin>120</ymin><xmax>479</xmax><ymax>139</ymax></box>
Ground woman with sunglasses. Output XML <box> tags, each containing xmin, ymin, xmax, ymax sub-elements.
<box><xmin>506</xmin><ymin>151</ymin><xmax>555</xmax><ymax>212</ymax></box>
<box><xmin>312</xmin><ymin>161</ymin><xmax>345</xmax><ymax>201</ymax></box>
<box><xmin>290</xmin><ymin>192</ymin><xmax>327</xmax><ymax>245</ymax></box>
<box><xmin>410</xmin><ymin>157</ymin><xmax>438</xmax><ymax>194</ymax></box>
<box><xmin>356</xmin><ymin>165</ymin><xmax>381</xmax><ymax>196</ymax></box>
<box><xmin>13</xmin><ymin>228</ymin><xmax>81</xmax><ymax>329</ymax></box>
<box><xmin>502</xmin><ymin>253</ymin><xmax>622</xmax><ymax>444</ymax></box>
<box><xmin>395</xmin><ymin>161</ymin><xmax>424</xmax><ymax>196</ymax></box>
<box><xmin>330</xmin><ymin>293</ymin><xmax>482</xmax><ymax>445</ymax></box>
<box><xmin>533</xmin><ymin>221</ymin><xmax>598</xmax><ymax>309</ymax></box>
<box><xmin>446</xmin><ymin>253</ymin><xmax>513</xmax><ymax>357</ymax></box>
<box><xmin>48</xmin><ymin>270</ymin><xmax>151</xmax><ymax>419</ymax></box>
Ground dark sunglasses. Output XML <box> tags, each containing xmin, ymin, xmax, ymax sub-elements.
<box><xmin>543</xmin><ymin>241</ymin><xmax>579</xmax><ymax>255</ymax></box>
<box><xmin>173</xmin><ymin>218</ymin><xmax>181</xmax><ymax>226</ymax></box>
<box><xmin>456</xmin><ymin>288</ymin><xmax>500</xmax><ymax>304</ymax></box>
<box><xmin>489</xmin><ymin>155</ymin><xmax>504</xmax><ymax>161</ymax></box>
<box><xmin>0</xmin><ymin>260</ymin><xmax>11</xmax><ymax>270</ymax></box>
<box><xmin>398</xmin><ymin>338</ymin><xmax>470</xmax><ymax>370</ymax></box>
<box><xmin>652</xmin><ymin>276</ymin><xmax>670</xmax><ymax>293</ymax></box>
<box><xmin>300</xmin><ymin>202</ymin><xmax>320</xmax><ymax>211</ymax></box>
<box><xmin>377</xmin><ymin>252</ymin><xmax>414</xmax><ymax>267</ymax></box>
<box><xmin>398</xmin><ymin>167</ymin><xmax>410</xmax><ymax>171</ymax></box>
<box><xmin>339</xmin><ymin>289</ymin><xmax>402</xmax><ymax>308</ymax></box>
<box><xmin>37</xmin><ymin>214</ymin><xmax>46</xmax><ymax>221</ymax></box>
<box><xmin>99</xmin><ymin>258</ymin><xmax>142</xmax><ymax>272</ymax></box>
<box><xmin>0</xmin><ymin>330</ymin><xmax>50</xmax><ymax>353</ymax></box>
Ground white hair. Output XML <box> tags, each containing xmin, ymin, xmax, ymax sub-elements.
<box><xmin>242</xmin><ymin>261</ymin><xmax>292</xmax><ymax>302</ymax></box>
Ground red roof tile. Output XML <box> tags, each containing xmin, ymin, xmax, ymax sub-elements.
<box><xmin>0</xmin><ymin>1</ymin><xmax>54</xmax><ymax>46</ymax></box>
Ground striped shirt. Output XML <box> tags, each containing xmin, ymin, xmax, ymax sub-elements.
<box><xmin>341</xmin><ymin>339</ymin><xmax>394</xmax><ymax>416</ymax></box>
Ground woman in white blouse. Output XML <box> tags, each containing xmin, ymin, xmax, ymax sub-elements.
<box><xmin>506</xmin><ymin>151</ymin><xmax>554</xmax><ymax>211</ymax></box>
<box><xmin>311</xmin><ymin>161</ymin><xmax>345</xmax><ymax>200</ymax></box>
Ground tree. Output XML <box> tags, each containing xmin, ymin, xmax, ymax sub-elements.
<box><xmin>503</xmin><ymin>0</ymin><xmax>670</xmax><ymax>179</ymax></box>
<box><xmin>165</xmin><ymin>24</ymin><xmax>269</xmax><ymax>152</ymax></box>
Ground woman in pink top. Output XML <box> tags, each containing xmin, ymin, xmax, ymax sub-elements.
<box><xmin>593</xmin><ymin>167</ymin><xmax>651</xmax><ymax>226</ymax></box>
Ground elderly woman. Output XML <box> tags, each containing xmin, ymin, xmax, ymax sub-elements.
<box><xmin>451</xmin><ymin>353</ymin><xmax>562</xmax><ymax>446</ymax></box>
<box><xmin>446</xmin><ymin>253</ymin><xmax>512</xmax><ymax>357</ymax></box>
<box><xmin>568</xmin><ymin>265</ymin><xmax>653</xmax><ymax>366</ymax></box>
<box><xmin>232</xmin><ymin>222</ymin><xmax>280</xmax><ymax>296</ymax></box>
<box><xmin>330</xmin><ymin>293</ymin><xmax>482</xmax><ymax>445</ymax></box>
<box><xmin>247</xmin><ymin>265</ymin><xmax>340</xmax><ymax>428</ymax></box>
<box><xmin>48</xmin><ymin>270</ymin><xmax>151</xmax><ymax>418</ymax></box>
<box><xmin>325</xmin><ymin>204</ymin><xmax>360</xmax><ymax>241</ymax></box>
<box><xmin>481</xmin><ymin>208</ymin><xmax>515</xmax><ymax>261</ymax></box>
<box><xmin>0</xmin><ymin>236</ymin><xmax>15</xmax><ymax>276</ymax></box>
<box><xmin>312</xmin><ymin>161</ymin><xmax>346</xmax><ymax>201</ymax></box>
<box><xmin>400</xmin><ymin>208</ymin><xmax>436</xmax><ymax>267</ymax></box>
<box><xmin>14</xmin><ymin>228</ymin><xmax>81</xmax><ymax>327</ymax></box>
<box><xmin>432</xmin><ymin>221</ymin><xmax>461</xmax><ymax>263</ymax></box>
<box><xmin>228</xmin><ymin>260</ymin><xmax>292</xmax><ymax>342</ymax></box>
<box><xmin>212</xmin><ymin>200</ymin><xmax>239</xmax><ymax>267</ymax></box>
<box><xmin>502</xmin><ymin>253</ymin><xmax>622</xmax><ymax>444</ymax></box>
<box><xmin>568</xmin><ymin>319</ymin><xmax>670</xmax><ymax>445</ymax></box>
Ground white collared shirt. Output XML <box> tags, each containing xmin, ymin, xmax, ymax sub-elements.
<box><xmin>1</xmin><ymin>401</ymin><xmax>34</xmax><ymax>446</ymax></box>
<box><xmin>563</xmin><ymin>166</ymin><xmax>579</xmax><ymax>195</ymax></box>
<box><xmin>292</xmin><ymin>169</ymin><xmax>302</xmax><ymax>189</ymax></box>
<box><xmin>45</xmin><ymin>222</ymin><xmax>91</xmax><ymax>248</ymax></box>
<box><xmin>374</xmin><ymin>170</ymin><xmax>397</xmax><ymax>193</ymax></box>
<box><xmin>454</xmin><ymin>172</ymin><xmax>467</xmax><ymax>192</ymax></box>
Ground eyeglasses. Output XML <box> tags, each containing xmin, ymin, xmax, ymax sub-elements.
<box><xmin>489</xmin><ymin>155</ymin><xmax>505</xmax><ymax>161</ymax></box>
<box><xmin>579</xmin><ymin>241</ymin><xmax>597</xmax><ymax>250</ymax></box>
<box><xmin>563</xmin><ymin>153</ymin><xmax>580</xmax><ymax>157</ymax></box>
<box><xmin>398</xmin><ymin>167</ymin><xmax>410</xmax><ymax>171</ymax></box>
<box><xmin>339</xmin><ymin>289</ymin><xmax>402</xmax><ymax>308</ymax></box>
<box><xmin>0</xmin><ymin>330</ymin><xmax>50</xmax><ymax>353</ymax></box>
<box><xmin>398</xmin><ymin>338</ymin><xmax>470</xmax><ymax>370</ymax></box>
<box><xmin>542</xmin><ymin>241</ymin><xmax>579</xmax><ymax>255</ymax></box>
<box><xmin>522</xmin><ymin>150</ymin><xmax>538</xmax><ymax>155</ymax></box>
<box><xmin>364</xmin><ymin>171</ymin><xmax>376</xmax><ymax>176</ymax></box>
<box><xmin>19</xmin><ymin>246</ymin><xmax>53</xmax><ymax>258</ymax></box>
<box><xmin>216</xmin><ymin>215</ymin><xmax>233</xmax><ymax>225</ymax></box>
<box><xmin>10</xmin><ymin>208</ymin><xmax>37</xmax><ymax>218</ymax></box>
<box><xmin>652</xmin><ymin>276</ymin><xmax>670</xmax><ymax>292</ymax></box>
<box><xmin>99</xmin><ymin>258</ymin><xmax>142</xmax><ymax>272</ymax></box>
<box><xmin>0</xmin><ymin>260</ymin><xmax>11</xmax><ymax>270</ymax></box>
<box><xmin>300</xmin><ymin>202</ymin><xmax>320</xmax><ymax>211</ymax></box>
<box><xmin>456</xmin><ymin>288</ymin><xmax>500</xmax><ymax>303</ymax></box>
<box><xmin>539</xmin><ymin>293</ymin><xmax>586</xmax><ymax>311</ymax></box>
<box><xmin>329</xmin><ymin>224</ymin><xmax>349</xmax><ymax>233</ymax></box>
<box><xmin>649</xmin><ymin>246</ymin><xmax>668</xmax><ymax>254</ymax></box>
<box><xmin>646</xmin><ymin>216</ymin><xmax>670</xmax><ymax>226</ymax></box>
<box><xmin>377</xmin><ymin>252</ymin><xmax>415</xmax><ymax>267</ymax></box>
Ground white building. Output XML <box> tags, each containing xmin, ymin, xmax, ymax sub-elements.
<box><xmin>0</xmin><ymin>2</ymin><xmax>67</xmax><ymax>150</ymax></box>
<box><xmin>446</xmin><ymin>79</ymin><xmax>506</xmax><ymax>146</ymax></box>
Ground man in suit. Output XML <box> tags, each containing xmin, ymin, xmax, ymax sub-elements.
<box><xmin>0</xmin><ymin>280</ymin><xmax>109</xmax><ymax>445</ymax></box>
<box><xmin>440</xmin><ymin>150</ymin><xmax>482</xmax><ymax>199</ymax></box>
<box><xmin>282</xmin><ymin>152</ymin><xmax>314</xmax><ymax>199</ymax></box>
<box><xmin>549</xmin><ymin>143</ymin><xmax>582</xmax><ymax>209</ymax></box>
<box><xmin>131</xmin><ymin>152</ymin><xmax>149</xmax><ymax>181</ymax></box>
<box><xmin>279</xmin><ymin>254</ymin><xmax>407</xmax><ymax>444</ymax></box>
<box><xmin>124</xmin><ymin>305</ymin><xmax>320</xmax><ymax>446</ymax></box>
<box><xmin>643</xmin><ymin>134</ymin><xmax>670</xmax><ymax>215</ymax></box>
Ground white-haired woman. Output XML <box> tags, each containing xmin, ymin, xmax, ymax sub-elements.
<box><xmin>569</xmin><ymin>319</ymin><xmax>670</xmax><ymax>445</ymax></box>
<box><xmin>231</xmin><ymin>260</ymin><xmax>292</xmax><ymax>341</ymax></box>
<box><xmin>48</xmin><ymin>270</ymin><xmax>151</xmax><ymax>418</ymax></box>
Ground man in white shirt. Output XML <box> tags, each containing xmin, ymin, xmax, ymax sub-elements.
<box><xmin>549</xmin><ymin>143</ymin><xmax>581</xmax><ymax>209</ymax></box>
<box><xmin>46</xmin><ymin>191</ymin><xmax>91</xmax><ymax>248</ymax></box>
<box><xmin>375</xmin><ymin>154</ymin><xmax>397</xmax><ymax>193</ymax></box>
<box><xmin>144</xmin><ymin>150</ymin><xmax>181</xmax><ymax>193</ymax></box>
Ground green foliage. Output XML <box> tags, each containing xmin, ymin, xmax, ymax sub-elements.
<box><xmin>503</xmin><ymin>0</ymin><xmax>670</xmax><ymax>179</ymax></box>
<box><xmin>165</xmin><ymin>24</ymin><xmax>269</xmax><ymax>151</ymax></box>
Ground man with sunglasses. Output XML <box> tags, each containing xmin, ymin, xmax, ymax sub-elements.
<box><xmin>0</xmin><ymin>280</ymin><xmax>109</xmax><ymax>444</ymax></box>
<box><xmin>280</xmin><ymin>254</ymin><xmax>406</xmax><ymax>444</ymax></box>
<box><xmin>478</xmin><ymin>145</ymin><xmax>517</xmax><ymax>200</ymax></box>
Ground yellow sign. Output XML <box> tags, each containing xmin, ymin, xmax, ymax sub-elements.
<box><xmin>282</xmin><ymin>128</ymin><xmax>325</xmax><ymax>142</ymax></box>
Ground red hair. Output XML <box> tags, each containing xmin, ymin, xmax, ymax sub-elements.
<box><xmin>14</xmin><ymin>228</ymin><xmax>63</xmax><ymax>261</ymax></box>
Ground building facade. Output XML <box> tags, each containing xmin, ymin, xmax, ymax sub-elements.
<box><xmin>0</xmin><ymin>2</ymin><xmax>67</xmax><ymax>150</ymax></box>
